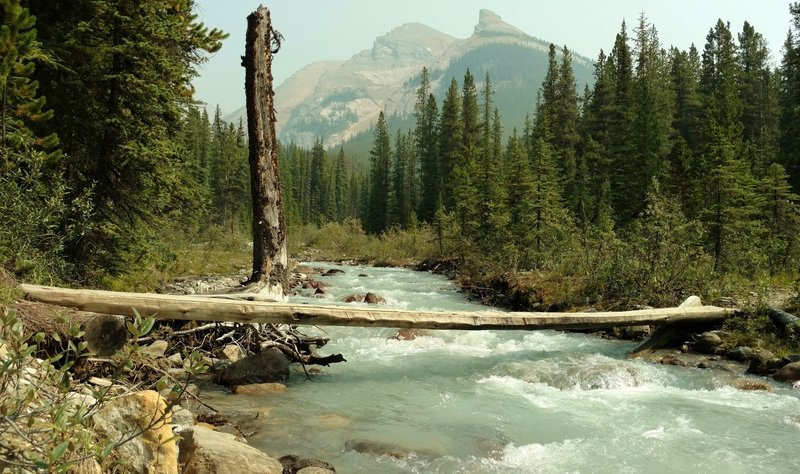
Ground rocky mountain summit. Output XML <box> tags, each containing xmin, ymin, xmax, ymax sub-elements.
<box><xmin>226</xmin><ymin>9</ymin><xmax>594</xmax><ymax>149</ymax></box>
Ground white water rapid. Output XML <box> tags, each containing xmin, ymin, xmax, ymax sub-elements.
<box><xmin>202</xmin><ymin>264</ymin><xmax>800</xmax><ymax>473</ymax></box>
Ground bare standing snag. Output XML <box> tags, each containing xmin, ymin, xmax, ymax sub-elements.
<box><xmin>242</xmin><ymin>5</ymin><xmax>288</xmax><ymax>301</ymax></box>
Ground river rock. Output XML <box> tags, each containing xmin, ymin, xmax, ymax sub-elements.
<box><xmin>364</xmin><ymin>292</ymin><xmax>386</xmax><ymax>304</ymax></box>
<box><xmin>294</xmin><ymin>265</ymin><xmax>316</xmax><ymax>275</ymax></box>
<box><xmin>91</xmin><ymin>390</ymin><xmax>177</xmax><ymax>474</ymax></box>
<box><xmin>171</xmin><ymin>406</ymin><xmax>195</xmax><ymax>427</ymax></box>
<box><xmin>773</xmin><ymin>361</ymin><xmax>800</xmax><ymax>382</ymax></box>
<box><xmin>141</xmin><ymin>339</ymin><xmax>169</xmax><ymax>358</ymax></box>
<box><xmin>659</xmin><ymin>354</ymin><xmax>688</xmax><ymax>367</ymax></box>
<box><xmin>342</xmin><ymin>292</ymin><xmax>387</xmax><ymax>304</ymax></box>
<box><xmin>617</xmin><ymin>325</ymin><xmax>651</xmax><ymax>340</ymax></box>
<box><xmin>726</xmin><ymin>346</ymin><xmax>754</xmax><ymax>362</ymax></box>
<box><xmin>745</xmin><ymin>349</ymin><xmax>777</xmax><ymax>375</ymax></box>
<box><xmin>217</xmin><ymin>347</ymin><xmax>290</xmax><ymax>386</ymax></box>
<box><xmin>178</xmin><ymin>426</ymin><xmax>283</xmax><ymax>474</ymax></box>
<box><xmin>232</xmin><ymin>382</ymin><xmax>288</xmax><ymax>395</ymax></box>
<box><xmin>297</xmin><ymin>468</ymin><xmax>336</xmax><ymax>474</ymax></box>
<box><xmin>279</xmin><ymin>455</ymin><xmax>337</xmax><ymax>473</ymax></box>
<box><xmin>322</xmin><ymin>268</ymin><xmax>344</xmax><ymax>276</ymax></box>
<box><xmin>221</xmin><ymin>344</ymin><xmax>246</xmax><ymax>362</ymax></box>
<box><xmin>345</xmin><ymin>440</ymin><xmax>408</xmax><ymax>459</ymax></box>
<box><xmin>692</xmin><ymin>332</ymin><xmax>723</xmax><ymax>354</ymax></box>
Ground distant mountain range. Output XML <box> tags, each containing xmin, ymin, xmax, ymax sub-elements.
<box><xmin>224</xmin><ymin>9</ymin><xmax>595</xmax><ymax>150</ymax></box>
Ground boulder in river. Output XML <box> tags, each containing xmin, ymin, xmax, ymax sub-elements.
<box><xmin>746</xmin><ymin>349</ymin><xmax>777</xmax><ymax>375</ymax></box>
<box><xmin>321</xmin><ymin>268</ymin><xmax>345</xmax><ymax>276</ymax></box>
<box><xmin>91</xmin><ymin>390</ymin><xmax>176</xmax><ymax>474</ymax></box>
<box><xmin>178</xmin><ymin>426</ymin><xmax>283</xmax><ymax>474</ymax></box>
<box><xmin>232</xmin><ymin>382</ymin><xmax>288</xmax><ymax>395</ymax></box>
<box><xmin>726</xmin><ymin>346</ymin><xmax>754</xmax><ymax>362</ymax></box>
<box><xmin>217</xmin><ymin>347</ymin><xmax>290</xmax><ymax>386</ymax></box>
<box><xmin>692</xmin><ymin>332</ymin><xmax>723</xmax><ymax>354</ymax></box>
<box><xmin>773</xmin><ymin>361</ymin><xmax>800</xmax><ymax>382</ymax></box>
<box><xmin>342</xmin><ymin>292</ymin><xmax>386</xmax><ymax>304</ymax></box>
<box><xmin>364</xmin><ymin>292</ymin><xmax>386</xmax><ymax>304</ymax></box>
<box><xmin>278</xmin><ymin>455</ymin><xmax>337</xmax><ymax>473</ymax></box>
<box><xmin>658</xmin><ymin>354</ymin><xmax>688</xmax><ymax>367</ymax></box>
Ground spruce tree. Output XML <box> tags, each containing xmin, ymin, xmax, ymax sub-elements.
<box><xmin>367</xmin><ymin>111</ymin><xmax>391</xmax><ymax>234</ymax></box>
<box><xmin>631</xmin><ymin>14</ymin><xmax>673</xmax><ymax>218</ymax></box>
<box><xmin>608</xmin><ymin>21</ymin><xmax>638</xmax><ymax>222</ymax></box>
<box><xmin>760</xmin><ymin>163</ymin><xmax>800</xmax><ymax>272</ymax></box>
<box><xmin>580</xmin><ymin>50</ymin><xmax>615</xmax><ymax>227</ymax></box>
<box><xmin>309</xmin><ymin>139</ymin><xmax>328</xmax><ymax>225</ymax></box>
<box><xmin>554</xmin><ymin>45</ymin><xmax>581</xmax><ymax>215</ymax></box>
<box><xmin>0</xmin><ymin>0</ymin><xmax>58</xmax><ymax>168</ymax></box>
<box><xmin>334</xmin><ymin>147</ymin><xmax>348</xmax><ymax>222</ymax></box>
<box><xmin>668</xmin><ymin>46</ymin><xmax>703</xmax><ymax>216</ymax></box>
<box><xmin>27</xmin><ymin>0</ymin><xmax>226</xmax><ymax>277</ymax></box>
<box><xmin>780</xmin><ymin>4</ymin><xmax>800</xmax><ymax>189</ymax></box>
<box><xmin>415</xmin><ymin>67</ymin><xmax>440</xmax><ymax>223</ymax></box>
<box><xmin>461</xmin><ymin>69</ymin><xmax>480</xmax><ymax>154</ymax></box>
<box><xmin>738</xmin><ymin>21</ymin><xmax>780</xmax><ymax>176</ymax></box>
<box><xmin>439</xmin><ymin>77</ymin><xmax>463</xmax><ymax>212</ymax></box>
<box><xmin>505</xmin><ymin>131</ymin><xmax>534</xmax><ymax>267</ymax></box>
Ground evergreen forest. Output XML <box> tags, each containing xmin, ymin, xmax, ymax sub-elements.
<box><xmin>4</xmin><ymin>1</ymin><xmax>800</xmax><ymax>308</ymax></box>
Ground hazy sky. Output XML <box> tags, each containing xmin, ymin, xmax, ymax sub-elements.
<box><xmin>192</xmin><ymin>0</ymin><xmax>794</xmax><ymax>115</ymax></box>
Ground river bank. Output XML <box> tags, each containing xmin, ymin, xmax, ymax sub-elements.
<box><xmin>4</xmin><ymin>259</ymin><xmax>800</xmax><ymax>472</ymax></box>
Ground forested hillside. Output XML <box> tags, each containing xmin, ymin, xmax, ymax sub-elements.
<box><xmin>1</xmin><ymin>0</ymin><xmax>227</xmax><ymax>285</ymax></box>
<box><xmin>4</xmin><ymin>0</ymin><xmax>800</xmax><ymax>307</ymax></box>
<box><xmin>278</xmin><ymin>8</ymin><xmax>800</xmax><ymax>306</ymax></box>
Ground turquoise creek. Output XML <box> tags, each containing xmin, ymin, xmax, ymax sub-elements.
<box><xmin>203</xmin><ymin>264</ymin><xmax>800</xmax><ymax>473</ymax></box>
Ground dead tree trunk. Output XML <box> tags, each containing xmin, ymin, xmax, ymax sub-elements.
<box><xmin>243</xmin><ymin>6</ymin><xmax>288</xmax><ymax>302</ymax></box>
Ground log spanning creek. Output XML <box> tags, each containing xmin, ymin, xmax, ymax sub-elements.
<box><xmin>198</xmin><ymin>264</ymin><xmax>799</xmax><ymax>473</ymax></box>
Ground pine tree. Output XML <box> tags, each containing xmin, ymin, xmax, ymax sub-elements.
<box><xmin>699</xmin><ymin>20</ymin><xmax>760</xmax><ymax>273</ymax></box>
<box><xmin>580</xmin><ymin>50</ymin><xmax>615</xmax><ymax>227</ymax></box>
<box><xmin>27</xmin><ymin>0</ymin><xmax>227</xmax><ymax>277</ymax></box>
<box><xmin>760</xmin><ymin>163</ymin><xmax>800</xmax><ymax>272</ymax></box>
<box><xmin>701</xmin><ymin>126</ymin><xmax>763</xmax><ymax>273</ymax></box>
<box><xmin>780</xmin><ymin>4</ymin><xmax>800</xmax><ymax>189</ymax></box>
<box><xmin>414</xmin><ymin>67</ymin><xmax>440</xmax><ymax>223</ymax></box>
<box><xmin>439</xmin><ymin>77</ymin><xmax>463</xmax><ymax>212</ymax></box>
<box><xmin>367</xmin><ymin>111</ymin><xmax>391</xmax><ymax>234</ymax></box>
<box><xmin>738</xmin><ymin>21</ymin><xmax>780</xmax><ymax>176</ymax></box>
<box><xmin>630</xmin><ymin>14</ymin><xmax>673</xmax><ymax>218</ymax></box>
<box><xmin>668</xmin><ymin>46</ymin><xmax>703</xmax><ymax>216</ymax></box>
<box><xmin>0</xmin><ymin>0</ymin><xmax>58</xmax><ymax>168</ymax></box>
<box><xmin>461</xmin><ymin>69</ymin><xmax>480</xmax><ymax>155</ymax></box>
<box><xmin>333</xmin><ymin>147</ymin><xmax>348</xmax><ymax>222</ymax></box>
<box><xmin>528</xmin><ymin>134</ymin><xmax>570</xmax><ymax>268</ymax></box>
<box><xmin>505</xmin><ymin>131</ymin><xmax>534</xmax><ymax>267</ymax></box>
<box><xmin>475</xmin><ymin>74</ymin><xmax>509</xmax><ymax>251</ymax></box>
<box><xmin>308</xmin><ymin>138</ymin><xmax>328</xmax><ymax>225</ymax></box>
<box><xmin>608</xmin><ymin>20</ymin><xmax>638</xmax><ymax>222</ymax></box>
<box><xmin>392</xmin><ymin>130</ymin><xmax>414</xmax><ymax>228</ymax></box>
<box><xmin>553</xmin><ymin>45</ymin><xmax>581</xmax><ymax>214</ymax></box>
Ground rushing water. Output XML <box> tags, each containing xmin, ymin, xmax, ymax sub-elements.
<box><xmin>202</xmin><ymin>264</ymin><xmax>800</xmax><ymax>473</ymax></box>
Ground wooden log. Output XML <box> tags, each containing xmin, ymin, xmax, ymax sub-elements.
<box><xmin>20</xmin><ymin>285</ymin><xmax>737</xmax><ymax>331</ymax></box>
<box><xmin>766</xmin><ymin>307</ymin><xmax>800</xmax><ymax>334</ymax></box>
<box><xmin>630</xmin><ymin>295</ymin><xmax>708</xmax><ymax>357</ymax></box>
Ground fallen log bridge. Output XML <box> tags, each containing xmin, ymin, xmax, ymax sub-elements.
<box><xmin>21</xmin><ymin>285</ymin><xmax>738</xmax><ymax>331</ymax></box>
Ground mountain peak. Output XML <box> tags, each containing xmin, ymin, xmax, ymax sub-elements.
<box><xmin>474</xmin><ymin>9</ymin><xmax>527</xmax><ymax>38</ymax></box>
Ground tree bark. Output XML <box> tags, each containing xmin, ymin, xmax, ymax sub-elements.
<box><xmin>243</xmin><ymin>5</ymin><xmax>287</xmax><ymax>302</ymax></box>
<box><xmin>21</xmin><ymin>285</ymin><xmax>737</xmax><ymax>332</ymax></box>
